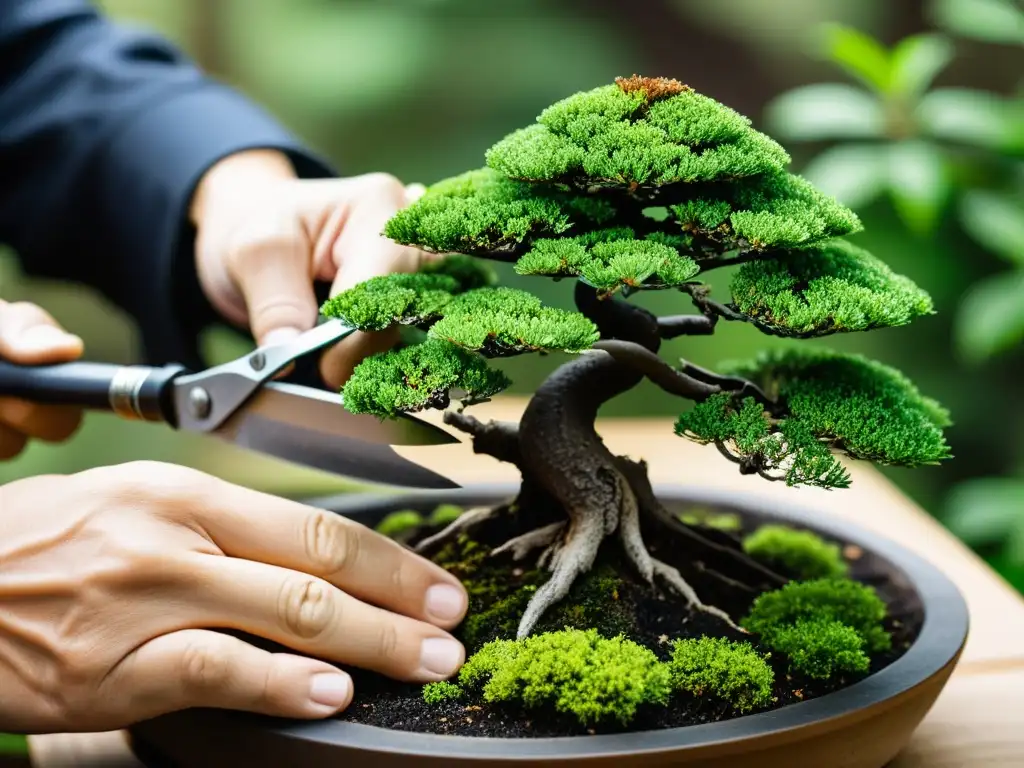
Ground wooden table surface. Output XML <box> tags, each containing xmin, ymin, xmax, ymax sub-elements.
<box><xmin>27</xmin><ymin>398</ymin><xmax>1024</xmax><ymax>767</ymax></box>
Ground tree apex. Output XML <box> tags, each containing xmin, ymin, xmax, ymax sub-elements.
<box><xmin>615</xmin><ymin>75</ymin><xmax>691</xmax><ymax>101</ymax></box>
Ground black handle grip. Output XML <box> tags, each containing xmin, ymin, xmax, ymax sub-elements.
<box><xmin>0</xmin><ymin>361</ymin><xmax>186</xmax><ymax>422</ymax></box>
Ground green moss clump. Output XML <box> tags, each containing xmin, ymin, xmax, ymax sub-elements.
<box><xmin>729</xmin><ymin>240</ymin><xmax>934</xmax><ymax>337</ymax></box>
<box><xmin>723</xmin><ymin>348</ymin><xmax>952</xmax><ymax>467</ymax></box>
<box><xmin>668</xmin><ymin>637</ymin><xmax>774</xmax><ymax>713</ymax></box>
<box><xmin>743</xmin><ymin>578</ymin><xmax>891</xmax><ymax>653</ymax></box>
<box><xmin>675</xmin><ymin>394</ymin><xmax>852</xmax><ymax>489</ymax></box>
<box><xmin>427</xmin><ymin>504</ymin><xmax>464</xmax><ymax>527</ymax></box>
<box><xmin>677</xmin><ymin>509</ymin><xmax>743</xmax><ymax>532</ymax></box>
<box><xmin>422</xmin><ymin>681</ymin><xmax>463</xmax><ymax>704</ymax></box>
<box><xmin>669</xmin><ymin>172</ymin><xmax>861</xmax><ymax>252</ymax></box>
<box><xmin>383</xmin><ymin>167</ymin><xmax>615</xmax><ymax>255</ymax></box>
<box><xmin>486</xmin><ymin>79</ymin><xmax>789</xmax><ymax>188</ymax></box>
<box><xmin>341</xmin><ymin>339</ymin><xmax>510</xmax><ymax>418</ymax></box>
<box><xmin>742</xmin><ymin>525</ymin><xmax>849</xmax><ymax>580</ymax></box>
<box><xmin>427</xmin><ymin>287</ymin><xmax>599</xmax><ymax>355</ymax></box>
<box><xmin>461</xmin><ymin>629</ymin><xmax>672</xmax><ymax>726</ymax></box>
<box><xmin>320</xmin><ymin>273</ymin><xmax>458</xmax><ymax>331</ymax></box>
<box><xmin>374</xmin><ymin>510</ymin><xmax>424</xmax><ymax>539</ymax></box>
<box><xmin>769</xmin><ymin>619</ymin><xmax>870</xmax><ymax>680</ymax></box>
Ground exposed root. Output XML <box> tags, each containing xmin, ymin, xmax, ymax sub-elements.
<box><xmin>652</xmin><ymin>559</ymin><xmax>746</xmax><ymax>633</ymax></box>
<box><xmin>491</xmin><ymin>522</ymin><xmax>565</xmax><ymax>561</ymax></box>
<box><xmin>516</xmin><ymin>510</ymin><xmax>606</xmax><ymax>638</ymax></box>
<box><xmin>618</xmin><ymin>487</ymin><xmax>654</xmax><ymax>583</ymax></box>
<box><xmin>414</xmin><ymin>505</ymin><xmax>498</xmax><ymax>554</ymax></box>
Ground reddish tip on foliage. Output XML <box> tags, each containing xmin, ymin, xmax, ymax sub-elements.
<box><xmin>615</xmin><ymin>75</ymin><xmax>691</xmax><ymax>101</ymax></box>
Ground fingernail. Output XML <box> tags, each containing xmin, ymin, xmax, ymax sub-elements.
<box><xmin>425</xmin><ymin>584</ymin><xmax>466</xmax><ymax>622</ymax></box>
<box><xmin>419</xmin><ymin>638</ymin><xmax>463</xmax><ymax>678</ymax></box>
<box><xmin>13</xmin><ymin>325</ymin><xmax>80</xmax><ymax>352</ymax></box>
<box><xmin>262</xmin><ymin>328</ymin><xmax>301</xmax><ymax>348</ymax></box>
<box><xmin>309</xmin><ymin>672</ymin><xmax>351</xmax><ymax>708</ymax></box>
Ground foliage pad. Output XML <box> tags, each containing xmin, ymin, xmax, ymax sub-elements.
<box><xmin>724</xmin><ymin>348</ymin><xmax>952</xmax><ymax>466</ymax></box>
<box><xmin>341</xmin><ymin>339</ymin><xmax>510</xmax><ymax>418</ymax></box>
<box><xmin>675</xmin><ymin>394</ymin><xmax>852</xmax><ymax>489</ymax></box>
<box><xmin>384</xmin><ymin>168</ymin><xmax>615</xmax><ymax>256</ymax></box>
<box><xmin>486</xmin><ymin>79</ymin><xmax>790</xmax><ymax>188</ymax></box>
<box><xmin>730</xmin><ymin>239</ymin><xmax>934</xmax><ymax>337</ymax></box>
<box><xmin>428</xmin><ymin>287</ymin><xmax>599</xmax><ymax>355</ymax></box>
<box><xmin>669</xmin><ymin>172</ymin><xmax>862</xmax><ymax>252</ymax></box>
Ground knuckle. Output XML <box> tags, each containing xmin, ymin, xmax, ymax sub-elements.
<box><xmin>108</xmin><ymin>461</ymin><xmax>210</xmax><ymax>508</ymax></box>
<box><xmin>303</xmin><ymin>511</ymin><xmax>359</xmax><ymax>576</ymax></box>
<box><xmin>278</xmin><ymin>577</ymin><xmax>337</xmax><ymax>640</ymax></box>
<box><xmin>374</xmin><ymin>622</ymin><xmax>401</xmax><ymax>662</ymax></box>
<box><xmin>180</xmin><ymin>638</ymin><xmax>233</xmax><ymax>691</ymax></box>
<box><xmin>360</xmin><ymin>172</ymin><xmax>405</xmax><ymax>200</ymax></box>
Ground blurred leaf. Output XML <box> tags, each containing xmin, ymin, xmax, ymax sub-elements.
<box><xmin>886</xmin><ymin>140</ymin><xmax>950</xmax><ymax>234</ymax></box>
<box><xmin>959</xmin><ymin>189</ymin><xmax>1024</xmax><ymax>266</ymax></box>
<box><xmin>917</xmin><ymin>87</ymin><xmax>1019</xmax><ymax>152</ymax></box>
<box><xmin>946</xmin><ymin>478</ymin><xmax>1024</xmax><ymax>546</ymax></box>
<box><xmin>223</xmin><ymin>3</ymin><xmax>432</xmax><ymax>118</ymax></box>
<box><xmin>819</xmin><ymin>23</ymin><xmax>892</xmax><ymax>93</ymax></box>
<box><xmin>889</xmin><ymin>33</ymin><xmax>955</xmax><ymax>98</ymax></box>
<box><xmin>930</xmin><ymin>0</ymin><xmax>1024</xmax><ymax>46</ymax></box>
<box><xmin>954</xmin><ymin>269</ymin><xmax>1024</xmax><ymax>362</ymax></box>
<box><xmin>800</xmin><ymin>144</ymin><xmax>888</xmax><ymax>208</ymax></box>
<box><xmin>764</xmin><ymin>84</ymin><xmax>885</xmax><ymax>140</ymax></box>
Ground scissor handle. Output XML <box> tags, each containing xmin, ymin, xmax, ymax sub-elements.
<box><xmin>0</xmin><ymin>360</ymin><xmax>186</xmax><ymax>422</ymax></box>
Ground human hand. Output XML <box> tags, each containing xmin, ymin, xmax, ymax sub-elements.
<box><xmin>0</xmin><ymin>461</ymin><xmax>468</xmax><ymax>733</ymax></box>
<box><xmin>190</xmin><ymin>150</ymin><xmax>436</xmax><ymax>388</ymax></box>
<box><xmin>0</xmin><ymin>300</ymin><xmax>84</xmax><ymax>459</ymax></box>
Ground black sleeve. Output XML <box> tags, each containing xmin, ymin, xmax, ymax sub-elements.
<box><xmin>0</xmin><ymin>0</ymin><xmax>335</xmax><ymax>368</ymax></box>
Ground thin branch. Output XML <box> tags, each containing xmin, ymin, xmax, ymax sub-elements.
<box><xmin>682</xmin><ymin>283</ymin><xmax>749</xmax><ymax>323</ymax></box>
<box><xmin>657</xmin><ymin>313</ymin><xmax>717</xmax><ymax>338</ymax></box>
<box><xmin>591</xmin><ymin>340</ymin><xmax>720</xmax><ymax>400</ymax></box>
<box><xmin>442</xmin><ymin>410</ymin><xmax>522</xmax><ymax>466</ymax></box>
<box><xmin>680</xmin><ymin>361</ymin><xmax>782</xmax><ymax>416</ymax></box>
<box><xmin>714</xmin><ymin>439</ymin><xmax>743</xmax><ymax>464</ymax></box>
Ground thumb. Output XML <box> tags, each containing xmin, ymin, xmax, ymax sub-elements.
<box><xmin>0</xmin><ymin>300</ymin><xmax>83</xmax><ymax>365</ymax></box>
<box><xmin>106</xmin><ymin>629</ymin><xmax>354</xmax><ymax>722</ymax></box>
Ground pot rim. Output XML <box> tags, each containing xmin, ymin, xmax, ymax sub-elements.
<box><xmin>154</xmin><ymin>483</ymin><xmax>971</xmax><ymax>761</ymax></box>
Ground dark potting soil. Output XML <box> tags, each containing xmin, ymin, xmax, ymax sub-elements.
<box><xmin>338</xmin><ymin>499</ymin><xmax>924</xmax><ymax>739</ymax></box>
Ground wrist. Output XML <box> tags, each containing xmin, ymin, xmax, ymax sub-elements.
<box><xmin>189</xmin><ymin>148</ymin><xmax>297</xmax><ymax>228</ymax></box>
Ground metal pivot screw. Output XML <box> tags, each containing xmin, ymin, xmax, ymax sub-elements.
<box><xmin>249</xmin><ymin>352</ymin><xmax>266</xmax><ymax>372</ymax></box>
<box><xmin>188</xmin><ymin>386</ymin><xmax>212</xmax><ymax>420</ymax></box>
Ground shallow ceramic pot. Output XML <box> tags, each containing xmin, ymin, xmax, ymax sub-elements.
<box><xmin>129</xmin><ymin>483</ymin><xmax>969</xmax><ymax>768</ymax></box>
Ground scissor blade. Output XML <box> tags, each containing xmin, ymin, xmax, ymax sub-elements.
<box><xmin>209</xmin><ymin>382</ymin><xmax>460</xmax><ymax>489</ymax></box>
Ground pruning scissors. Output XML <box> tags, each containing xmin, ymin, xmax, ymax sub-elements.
<box><xmin>0</xmin><ymin>318</ymin><xmax>460</xmax><ymax>489</ymax></box>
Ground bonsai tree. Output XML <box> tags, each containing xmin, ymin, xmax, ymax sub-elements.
<box><xmin>322</xmin><ymin>75</ymin><xmax>951</xmax><ymax>639</ymax></box>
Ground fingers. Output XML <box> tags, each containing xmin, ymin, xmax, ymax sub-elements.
<box><xmin>189</xmin><ymin>556</ymin><xmax>465</xmax><ymax>683</ymax></box>
<box><xmin>315</xmin><ymin>174</ymin><xmax>433</xmax><ymax>387</ymax></box>
<box><xmin>0</xmin><ymin>397</ymin><xmax>83</xmax><ymax>442</ymax></box>
<box><xmin>223</xmin><ymin>217</ymin><xmax>321</xmax><ymax>347</ymax></box>
<box><xmin>106</xmin><ymin>629</ymin><xmax>353</xmax><ymax>721</ymax></box>
<box><xmin>0</xmin><ymin>300</ymin><xmax>83</xmax><ymax>365</ymax></box>
<box><xmin>0</xmin><ymin>302</ymin><xmax>84</xmax><ymax>458</ymax></box>
<box><xmin>189</xmin><ymin>480</ymin><xmax>467</xmax><ymax>629</ymax></box>
<box><xmin>0</xmin><ymin>422</ymin><xmax>27</xmax><ymax>460</ymax></box>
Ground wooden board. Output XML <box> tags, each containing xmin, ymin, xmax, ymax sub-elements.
<box><xmin>28</xmin><ymin>398</ymin><xmax>1024</xmax><ymax>766</ymax></box>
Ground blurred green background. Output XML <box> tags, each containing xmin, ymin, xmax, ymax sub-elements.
<box><xmin>0</xmin><ymin>0</ymin><xmax>1022</xmax><ymax>758</ymax></box>
<box><xmin>2</xmin><ymin>0</ymin><xmax>1023</xmax><ymax>597</ymax></box>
